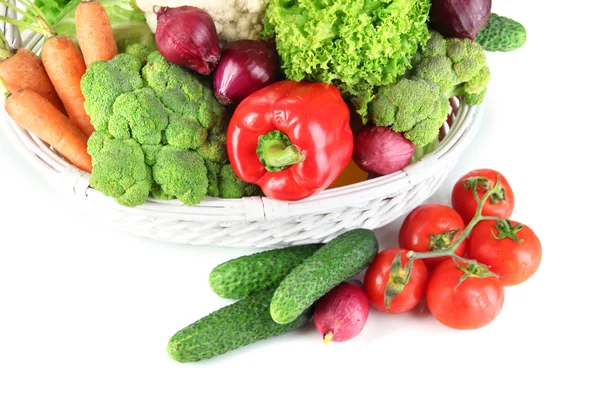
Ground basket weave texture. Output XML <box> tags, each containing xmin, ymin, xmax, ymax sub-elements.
<box><xmin>0</xmin><ymin>4</ymin><xmax>485</xmax><ymax>248</ymax></box>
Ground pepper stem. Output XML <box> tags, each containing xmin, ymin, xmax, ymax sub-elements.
<box><xmin>257</xmin><ymin>130</ymin><xmax>305</xmax><ymax>172</ymax></box>
<box><xmin>323</xmin><ymin>332</ymin><xmax>334</xmax><ymax>345</ymax></box>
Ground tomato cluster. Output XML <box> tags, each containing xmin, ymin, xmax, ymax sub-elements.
<box><xmin>363</xmin><ymin>169</ymin><xmax>542</xmax><ymax>330</ymax></box>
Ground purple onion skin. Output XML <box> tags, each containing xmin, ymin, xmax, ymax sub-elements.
<box><xmin>155</xmin><ymin>6</ymin><xmax>221</xmax><ymax>75</ymax></box>
<box><xmin>353</xmin><ymin>125</ymin><xmax>416</xmax><ymax>176</ymax></box>
<box><xmin>213</xmin><ymin>40</ymin><xmax>279</xmax><ymax>106</ymax></box>
<box><xmin>429</xmin><ymin>0</ymin><xmax>492</xmax><ymax>40</ymax></box>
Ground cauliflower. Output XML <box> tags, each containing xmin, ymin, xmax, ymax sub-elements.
<box><xmin>136</xmin><ymin>0</ymin><xmax>269</xmax><ymax>42</ymax></box>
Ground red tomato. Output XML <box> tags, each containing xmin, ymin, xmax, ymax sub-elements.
<box><xmin>398</xmin><ymin>204</ymin><xmax>467</xmax><ymax>270</ymax></box>
<box><xmin>364</xmin><ymin>248</ymin><xmax>429</xmax><ymax>314</ymax></box>
<box><xmin>468</xmin><ymin>219</ymin><xmax>542</xmax><ymax>286</ymax></box>
<box><xmin>451</xmin><ymin>169</ymin><xmax>515</xmax><ymax>224</ymax></box>
<box><xmin>426</xmin><ymin>259</ymin><xmax>504</xmax><ymax>330</ymax></box>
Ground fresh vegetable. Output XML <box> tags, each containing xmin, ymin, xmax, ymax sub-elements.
<box><xmin>227</xmin><ymin>80</ymin><xmax>354</xmax><ymax>201</ymax></box>
<box><xmin>369</xmin><ymin>79</ymin><xmax>449</xmax><ymax>148</ymax></box>
<box><xmin>429</xmin><ymin>0</ymin><xmax>491</xmax><ymax>39</ymax></box>
<box><xmin>363</xmin><ymin>248</ymin><xmax>428</xmax><ymax>313</ymax></box>
<box><xmin>75</xmin><ymin>0</ymin><xmax>118</xmax><ymax>66</ymax></box>
<box><xmin>426</xmin><ymin>259</ymin><xmax>504</xmax><ymax>330</ymax></box>
<box><xmin>410</xmin><ymin>30</ymin><xmax>490</xmax><ymax>105</ymax></box>
<box><xmin>35</xmin><ymin>0</ymin><xmax>156</xmax><ymax>53</ymax></box>
<box><xmin>451</xmin><ymin>169</ymin><xmax>515</xmax><ymax>223</ymax></box>
<box><xmin>398</xmin><ymin>203</ymin><xmax>467</xmax><ymax>269</ymax></box>
<box><xmin>468</xmin><ymin>220</ymin><xmax>542</xmax><ymax>286</ymax></box>
<box><xmin>0</xmin><ymin>29</ymin><xmax>65</xmax><ymax>114</ymax></box>
<box><xmin>328</xmin><ymin>158</ymin><xmax>370</xmax><ymax>189</ymax></box>
<box><xmin>81</xmin><ymin>47</ymin><xmax>258</xmax><ymax>207</ymax></box>
<box><xmin>212</xmin><ymin>39</ymin><xmax>279</xmax><ymax>106</ymax></box>
<box><xmin>352</xmin><ymin>125</ymin><xmax>416</xmax><ymax>176</ymax></box>
<box><xmin>270</xmin><ymin>229</ymin><xmax>378</xmax><ymax>325</ymax></box>
<box><xmin>137</xmin><ymin>0</ymin><xmax>270</xmax><ymax>43</ymax></box>
<box><xmin>0</xmin><ymin>2</ymin><xmax>95</xmax><ymax>137</ymax></box>
<box><xmin>167</xmin><ymin>289</ymin><xmax>313</xmax><ymax>363</ymax></box>
<box><xmin>1</xmin><ymin>82</ymin><xmax>92</xmax><ymax>173</ymax></box>
<box><xmin>262</xmin><ymin>0</ymin><xmax>432</xmax><ymax>120</ymax></box>
<box><xmin>475</xmin><ymin>13</ymin><xmax>527</xmax><ymax>52</ymax></box>
<box><xmin>314</xmin><ymin>282</ymin><xmax>369</xmax><ymax>344</ymax></box>
<box><xmin>154</xmin><ymin>6</ymin><xmax>221</xmax><ymax>75</ymax></box>
<box><xmin>209</xmin><ymin>244</ymin><xmax>323</xmax><ymax>299</ymax></box>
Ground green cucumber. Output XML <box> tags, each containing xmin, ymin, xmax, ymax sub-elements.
<box><xmin>167</xmin><ymin>290</ymin><xmax>312</xmax><ymax>363</ymax></box>
<box><xmin>270</xmin><ymin>229</ymin><xmax>379</xmax><ymax>325</ymax></box>
<box><xmin>209</xmin><ymin>244</ymin><xmax>323</xmax><ymax>299</ymax></box>
<box><xmin>475</xmin><ymin>13</ymin><xmax>527</xmax><ymax>52</ymax></box>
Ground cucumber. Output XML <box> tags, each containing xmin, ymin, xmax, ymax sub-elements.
<box><xmin>270</xmin><ymin>229</ymin><xmax>379</xmax><ymax>325</ymax></box>
<box><xmin>209</xmin><ymin>244</ymin><xmax>323</xmax><ymax>299</ymax></box>
<box><xmin>475</xmin><ymin>13</ymin><xmax>527</xmax><ymax>52</ymax></box>
<box><xmin>167</xmin><ymin>290</ymin><xmax>312</xmax><ymax>363</ymax></box>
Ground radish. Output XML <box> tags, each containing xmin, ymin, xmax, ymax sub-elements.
<box><xmin>313</xmin><ymin>281</ymin><xmax>370</xmax><ymax>344</ymax></box>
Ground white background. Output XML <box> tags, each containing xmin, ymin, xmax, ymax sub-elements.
<box><xmin>1</xmin><ymin>1</ymin><xmax>599</xmax><ymax>392</ymax></box>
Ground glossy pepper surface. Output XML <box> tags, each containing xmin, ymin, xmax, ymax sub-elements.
<box><xmin>227</xmin><ymin>81</ymin><xmax>354</xmax><ymax>201</ymax></box>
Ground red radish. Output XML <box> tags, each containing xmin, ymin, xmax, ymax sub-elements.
<box><xmin>313</xmin><ymin>281</ymin><xmax>369</xmax><ymax>344</ymax></box>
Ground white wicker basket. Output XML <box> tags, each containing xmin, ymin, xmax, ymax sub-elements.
<box><xmin>0</xmin><ymin>5</ymin><xmax>485</xmax><ymax>248</ymax></box>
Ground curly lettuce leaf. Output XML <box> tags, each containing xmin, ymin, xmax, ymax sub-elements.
<box><xmin>35</xmin><ymin>0</ymin><xmax>155</xmax><ymax>52</ymax></box>
<box><xmin>263</xmin><ymin>0</ymin><xmax>431</xmax><ymax>121</ymax></box>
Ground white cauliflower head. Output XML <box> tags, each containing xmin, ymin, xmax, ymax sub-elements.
<box><xmin>136</xmin><ymin>0</ymin><xmax>269</xmax><ymax>43</ymax></box>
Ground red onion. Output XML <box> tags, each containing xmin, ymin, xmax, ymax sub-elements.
<box><xmin>154</xmin><ymin>6</ymin><xmax>221</xmax><ymax>75</ymax></box>
<box><xmin>429</xmin><ymin>0</ymin><xmax>492</xmax><ymax>40</ymax></box>
<box><xmin>212</xmin><ymin>40</ymin><xmax>279</xmax><ymax>106</ymax></box>
<box><xmin>353</xmin><ymin>125</ymin><xmax>416</xmax><ymax>176</ymax></box>
<box><xmin>314</xmin><ymin>282</ymin><xmax>369</xmax><ymax>344</ymax></box>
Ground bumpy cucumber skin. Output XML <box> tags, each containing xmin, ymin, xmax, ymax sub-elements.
<box><xmin>209</xmin><ymin>244</ymin><xmax>323</xmax><ymax>299</ymax></box>
<box><xmin>270</xmin><ymin>229</ymin><xmax>379</xmax><ymax>325</ymax></box>
<box><xmin>167</xmin><ymin>290</ymin><xmax>312</xmax><ymax>363</ymax></box>
<box><xmin>475</xmin><ymin>13</ymin><xmax>527</xmax><ymax>52</ymax></box>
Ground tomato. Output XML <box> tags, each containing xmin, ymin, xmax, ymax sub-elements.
<box><xmin>364</xmin><ymin>248</ymin><xmax>429</xmax><ymax>314</ymax></box>
<box><xmin>398</xmin><ymin>204</ymin><xmax>467</xmax><ymax>270</ymax></box>
<box><xmin>426</xmin><ymin>259</ymin><xmax>504</xmax><ymax>330</ymax></box>
<box><xmin>451</xmin><ymin>169</ymin><xmax>515</xmax><ymax>224</ymax></box>
<box><xmin>468</xmin><ymin>219</ymin><xmax>542</xmax><ymax>286</ymax></box>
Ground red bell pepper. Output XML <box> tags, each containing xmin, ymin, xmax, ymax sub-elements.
<box><xmin>227</xmin><ymin>80</ymin><xmax>354</xmax><ymax>201</ymax></box>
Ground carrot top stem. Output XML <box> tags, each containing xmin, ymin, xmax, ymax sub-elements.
<box><xmin>0</xmin><ymin>77</ymin><xmax>11</xmax><ymax>99</ymax></box>
<box><xmin>0</xmin><ymin>0</ymin><xmax>55</xmax><ymax>37</ymax></box>
<box><xmin>0</xmin><ymin>29</ymin><xmax>14</xmax><ymax>60</ymax></box>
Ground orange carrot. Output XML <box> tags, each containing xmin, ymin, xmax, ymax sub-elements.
<box><xmin>3</xmin><ymin>86</ymin><xmax>92</xmax><ymax>173</ymax></box>
<box><xmin>40</xmin><ymin>35</ymin><xmax>95</xmax><ymax>137</ymax></box>
<box><xmin>75</xmin><ymin>0</ymin><xmax>118</xmax><ymax>67</ymax></box>
<box><xmin>0</xmin><ymin>46</ymin><xmax>67</xmax><ymax>115</ymax></box>
<box><xmin>0</xmin><ymin>0</ymin><xmax>95</xmax><ymax>136</ymax></box>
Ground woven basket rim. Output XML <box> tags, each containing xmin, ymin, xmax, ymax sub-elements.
<box><xmin>0</xmin><ymin>4</ymin><xmax>485</xmax><ymax>222</ymax></box>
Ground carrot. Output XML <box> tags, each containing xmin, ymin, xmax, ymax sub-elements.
<box><xmin>0</xmin><ymin>48</ymin><xmax>67</xmax><ymax>116</ymax></box>
<box><xmin>2</xmin><ymin>84</ymin><xmax>92</xmax><ymax>173</ymax></box>
<box><xmin>0</xmin><ymin>0</ymin><xmax>96</xmax><ymax>137</ymax></box>
<box><xmin>75</xmin><ymin>0</ymin><xmax>118</xmax><ymax>67</ymax></box>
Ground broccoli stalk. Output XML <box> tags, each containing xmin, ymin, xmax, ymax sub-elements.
<box><xmin>369</xmin><ymin>30</ymin><xmax>490</xmax><ymax>148</ymax></box>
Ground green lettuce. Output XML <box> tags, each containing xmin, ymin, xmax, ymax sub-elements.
<box><xmin>34</xmin><ymin>0</ymin><xmax>155</xmax><ymax>52</ymax></box>
<box><xmin>263</xmin><ymin>0</ymin><xmax>431</xmax><ymax>121</ymax></box>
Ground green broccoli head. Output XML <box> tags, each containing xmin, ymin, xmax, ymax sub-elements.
<box><xmin>370</xmin><ymin>79</ymin><xmax>449</xmax><ymax>147</ymax></box>
<box><xmin>82</xmin><ymin>46</ymin><xmax>244</xmax><ymax>208</ymax></box>
<box><xmin>80</xmin><ymin>53</ymin><xmax>145</xmax><ymax>132</ymax></box>
<box><xmin>219</xmin><ymin>164</ymin><xmax>262</xmax><ymax>199</ymax></box>
<box><xmin>87</xmin><ymin>131</ymin><xmax>153</xmax><ymax>207</ymax></box>
<box><xmin>153</xmin><ymin>146</ymin><xmax>208</xmax><ymax>206</ymax></box>
<box><xmin>409</xmin><ymin>30</ymin><xmax>490</xmax><ymax>103</ymax></box>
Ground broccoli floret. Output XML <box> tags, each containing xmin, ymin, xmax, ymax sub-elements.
<box><xmin>81</xmin><ymin>46</ymin><xmax>245</xmax><ymax>208</ymax></box>
<box><xmin>108</xmin><ymin>88</ymin><xmax>169</xmax><ymax>143</ymax></box>
<box><xmin>88</xmin><ymin>132</ymin><xmax>153</xmax><ymax>207</ymax></box>
<box><xmin>80</xmin><ymin>53</ymin><xmax>145</xmax><ymax>132</ymax></box>
<box><xmin>411</xmin><ymin>31</ymin><xmax>490</xmax><ymax>103</ymax></box>
<box><xmin>219</xmin><ymin>164</ymin><xmax>261</xmax><ymax>199</ymax></box>
<box><xmin>370</xmin><ymin>79</ymin><xmax>449</xmax><ymax>147</ymax></box>
<box><xmin>153</xmin><ymin>146</ymin><xmax>208</xmax><ymax>206</ymax></box>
